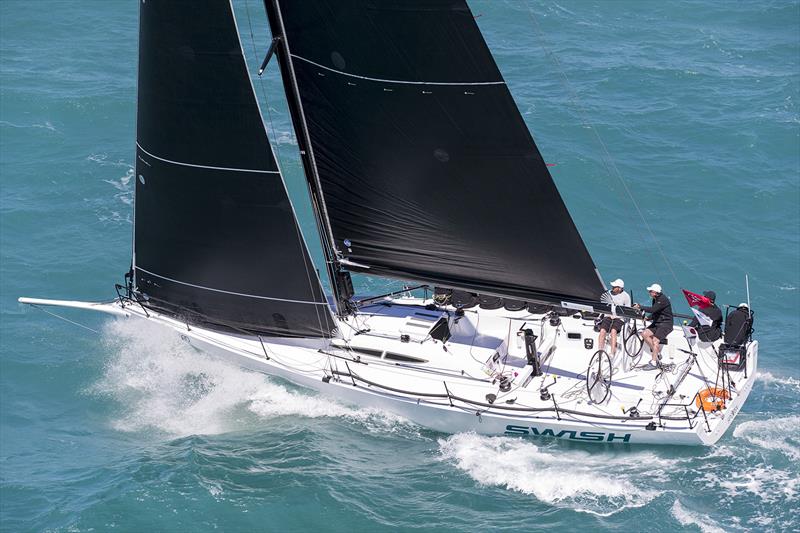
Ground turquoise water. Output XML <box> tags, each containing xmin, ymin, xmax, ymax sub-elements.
<box><xmin>1</xmin><ymin>1</ymin><xmax>798</xmax><ymax>531</ymax></box>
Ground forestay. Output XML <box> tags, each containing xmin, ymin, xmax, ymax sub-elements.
<box><xmin>268</xmin><ymin>0</ymin><xmax>605</xmax><ymax>306</ymax></box>
<box><xmin>133</xmin><ymin>0</ymin><xmax>333</xmax><ymax>337</ymax></box>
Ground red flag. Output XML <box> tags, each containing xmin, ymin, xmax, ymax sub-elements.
<box><xmin>682</xmin><ymin>289</ymin><xmax>712</xmax><ymax>309</ymax></box>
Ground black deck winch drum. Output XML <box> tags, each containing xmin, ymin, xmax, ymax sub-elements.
<box><xmin>478</xmin><ymin>295</ymin><xmax>503</xmax><ymax>310</ymax></box>
<box><xmin>433</xmin><ymin>287</ymin><xmax>452</xmax><ymax>306</ymax></box>
<box><xmin>526</xmin><ymin>303</ymin><xmax>550</xmax><ymax>314</ymax></box>
<box><xmin>451</xmin><ymin>290</ymin><xmax>478</xmax><ymax>309</ymax></box>
<box><xmin>503</xmin><ymin>299</ymin><xmax>526</xmax><ymax>312</ymax></box>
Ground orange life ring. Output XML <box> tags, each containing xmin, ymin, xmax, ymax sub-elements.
<box><xmin>695</xmin><ymin>387</ymin><xmax>730</xmax><ymax>412</ymax></box>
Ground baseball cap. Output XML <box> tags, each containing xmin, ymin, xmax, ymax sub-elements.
<box><xmin>703</xmin><ymin>290</ymin><xmax>716</xmax><ymax>301</ymax></box>
<box><xmin>646</xmin><ymin>283</ymin><xmax>662</xmax><ymax>293</ymax></box>
<box><xmin>610</xmin><ymin>278</ymin><xmax>624</xmax><ymax>288</ymax></box>
<box><xmin>738</xmin><ymin>302</ymin><xmax>749</xmax><ymax>308</ymax></box>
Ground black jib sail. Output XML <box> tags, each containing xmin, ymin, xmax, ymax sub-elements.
<box><xmin>266</xmin><ymin>0</ymin><xmax>605</xmax><ymax>307</ymax></box>
<box><xmin>133</xmin><ymin>0</ymin><xmax>333</xmax><ymax>337</ymax></box>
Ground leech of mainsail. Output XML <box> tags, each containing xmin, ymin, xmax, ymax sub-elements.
<box><xmin>132</xmin><ymin>0</ymin><xmax>333</xmax><ymax>337</ymax></box>
<box><xmin>265</xmin><ymin>0</ymin><xmax>606</xmax><ymax>307</ymax></box>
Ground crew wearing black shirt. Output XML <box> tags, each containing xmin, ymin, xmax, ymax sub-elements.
<box><xmin>641</xmin><ymin>293</ymin><xmax>673</xmax><ymax>340</ymax></box>
<box><xmin>689</xmin><ymin>290</ymin><xmax>722</xmax><ymax>342</ymax></box>
<box><xmin>634</xmin><ymin>283</ymin><xmax>673</xmax><ymax>368</ymax></box>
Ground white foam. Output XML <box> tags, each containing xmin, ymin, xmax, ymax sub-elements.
<box><xmin>93</xmin><ymin>319</ymin><xmax>269</xmax><ymax>435</ymax></box>
<box><xmin>716</xmin><ymin>466</ymin><xmax>799</xmax><ymax>504</ymax></box>
<box><xmin>87</xmin><ymin>152</ymin><xmax>130</xmax><ymax>168</ymax></box>
<box><xmin>0</xmin><ymin>119</ymin><xmax>58</xmax><ymax>132</ymax></box>
<box><xmin>733</xmin><ymin>415</ymin><xmax>800</xmax><ymax>460</ymax></box>
<box><xmin>247</xmin><ymin>382</ymin><xmax>421</xmax><ymax>438</ymax></box>
<box><xmin>756</xmin><ymin>371</ymin><xmax>800</xmax><ymax>390</ymax></box>
<box><xmin>671</xmin><ymin>500</ymin><xmax>725</xmax><ymax>533</ymax></box>
<box><xmin>438</xmin><ymin>433</ymin><xmax>659</xmax><ymax>516</ymax></box>
<box><xmin>92</xmin><ymin>318</ymin><xmax>418</xmax><ymax>438</ymax></box>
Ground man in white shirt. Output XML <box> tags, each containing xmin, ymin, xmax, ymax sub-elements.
<box><xmin>598</xmin><ymin>278</ymin><xmax>632</xmax><ymax>355</ymax></box>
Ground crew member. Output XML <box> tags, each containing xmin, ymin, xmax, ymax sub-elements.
<box><xmin>598</xmin><ymin>278</ymin><xmax>631</xmax><ymax>355</ymax></box>
<box><xmin>689</xmin><ymin>290</ymin><xmax>722</xmax><ymax>342</ymax></box>
<box><xmin>634</xmin><ymin>283</ymin><xmax>673</xmax><ymax>370</ymax></box>
<box><xmin>724</xmin><ymin>303</ymin><xmax>754</xmax><ymax>346</ymax></box>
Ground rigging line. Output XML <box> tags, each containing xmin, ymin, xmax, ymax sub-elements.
<box><xmin>246</xmin><ymin>0</ymin><xmax>339</xmax><ymax>337</ymax></box>
<box><xmin>243</xmin><ymin>1</ymin><xmax>287</xmax><ymax>181</ymax></box>
<box><xmin>136</xmin><ymin>266</ymin><xmax>327</xmax><ymax>305</ymax></box>
<box><xmin>156</xmin><ymin>303</ymin><xmax>333</xmax><ymax>373</ymax></box>
<box><xmin>271</xmin><ymin>0</ymin><xmax>344</xmax><ymax>317</ymax></box>
<box><xmin>518</xmin><ymin>2</ymin><xmax>680</xmax><ymax>288</ymax></box>
<box><xmin>28</xmin><ymin>304</ymin><xmax>100</xmax><ymax>334</ymax></box>
<box><xmin>513</xmin><ymin>1</ymin><xmax>659</xmax><ymax>273</ymax></box>
<box><xmin>242</xmin><ymin>0</ymin><xmax>334</xmax><ymax>342</ymax></box>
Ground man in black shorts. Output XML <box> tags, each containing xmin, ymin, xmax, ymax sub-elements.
<box><xmin>634</xmin><ymin>283</ymin><xmax>673</xmax><ymax>370</ymax></box>
<box><xmin>598</xmin><ymin>278</ymin><xmax>631</xmax><ymax>354</ymax></box>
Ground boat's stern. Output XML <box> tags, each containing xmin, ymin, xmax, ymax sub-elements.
<box><xmin>694</xmin><ymin>340</ymin><xmax>759</xmax><ymax>445</ymax></box>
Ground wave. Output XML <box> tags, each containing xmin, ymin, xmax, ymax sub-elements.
<box><xmin>716</xmin><ymin>465</ymin><xmax>799</xmax><ymax>505</ymax></box>
<box><xmin>87</xmin><ymin>153</ymin><xmax>131</xmax><ymax>168</ymax></box>
<box><xmin>756</xmin><ymin>371</ymin><xmax>800</xmax><ymax>390</ymax></box>
<box><xmin>671</xmin><ymin>500</ymin><xmax>725</xmax><ymax>533</ymax></box>
<box><xmin>438</xmin><ymin>433</ymin><xmax>660</xmax><ymax>516</ymax></box>
<box><xmin>0</xmin><ymin>119</ymin><xmax>58</xmax><ymax>132</ymax></box>
<box><xmin>97</xmin><ymin>167</ymin><xmax>134</xmax><ymax>223</ymax></box>
<box><xmin>91</xmin><ymin>318</ymin><xmax>417</xmax><ymax>439</ymax></box>
<box><xmin>733</xmin><ymin>415</ymin><xmax>800</xmax><ymax>460</ymax></box>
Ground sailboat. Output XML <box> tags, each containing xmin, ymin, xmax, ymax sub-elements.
<box><xmin>19</xmin><ymin>0</ymin><xmax>757</xmax><ymax>445</ymax></box>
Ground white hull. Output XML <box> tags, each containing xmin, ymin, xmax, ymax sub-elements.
<box><xmin>19</xmin><ymin>296</ymin><xmax>757</xmax><ymax>446</ymax></box>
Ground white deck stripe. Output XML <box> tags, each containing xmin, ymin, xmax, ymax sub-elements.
<box><xmin>136</xmin><ymin>267</ymin><xmax>329</xmax><ymax>306</ymax></box>
<box><xmin>136</xmin><ymin>143</ymin><xmax>280</xmax><ymax>174</ymax></box>
<box><xmin>290</xmin><ymin>54</ymin><xmax>506</xmax><ymax>87</ymax></box>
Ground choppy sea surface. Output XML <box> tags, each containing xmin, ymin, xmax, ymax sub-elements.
<box><xmin>1</xmin><ymin>1</ymin><xmax>798</xmax><ymax>531</ymax></box>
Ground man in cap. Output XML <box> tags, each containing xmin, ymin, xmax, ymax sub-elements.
<box><xmin>689</xmin><ymin>290</ymin><xmax>722</xmax><ymax>342</ymax></box>
<box><xmin>598</xmin><ymin>278</ymin><xmax>631</xmax><ymax>355</ymax></box>
<box><xmin>724</xmin><ymin>302</ymin><xmax>753</xmax><ymax>346</ymax></box>
<box><xmin>633</xmin><ymin>283</ymin><xmax>673</xmax><ymax>370</ymax></box>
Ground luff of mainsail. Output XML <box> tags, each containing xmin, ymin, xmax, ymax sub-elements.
<box><xmin>133</xmin><ymin>0</ymin><xmax>334</xmax><ymax>337</ymax></box>
<box><xmin>265</xmin><ymin>0</ymin><xmax>605</xmax><ymax>307</ymax></box>
<box><xmin>263</xmin><ymin>0</ymin><xmax>348</xmax><ymax>316</ymax></box>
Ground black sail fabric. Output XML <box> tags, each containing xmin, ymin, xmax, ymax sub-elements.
<box><xmin>269</xmin><ymin>0</ymin><xmax>605</xmax><ymax>306</ymax></box>
<box><xmin>133</xmin><ymin>0</ymin><xmax>333</xmax><ymax>337</ymax></box>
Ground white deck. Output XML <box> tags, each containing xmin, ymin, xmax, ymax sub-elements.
<box><xmin>19</xmin><ymin>295</ymin><xmax>758</xmax><ymax>445</ymax></box>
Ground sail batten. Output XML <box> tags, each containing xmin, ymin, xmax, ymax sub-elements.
<box><xmin>289</xmin><ymin>54</ymin><xmax>507</xmax><ymax>86</ymax></box>
<box><xmin>133</xmin><ymin>0</ymin><xmax>333</xmax><ymax>337</ymax></box>
<box><xmin>268</xmin><ymin>0</ymin><xmax>604</xmax><ymax>305</ymax></box>
<box><xmin>136</xmin><ymin>143</ymin><xmax>282</xmax><ymax>175</ymax></box>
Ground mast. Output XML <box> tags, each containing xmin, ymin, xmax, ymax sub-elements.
<box><xmin>263</xmin><ymin>0</ymin><xmax>349</xmax><ymax>317</ymax></box>
<box><xmin>260</xmin><ymin>0</ymin><xmax>605</xmax><ymax>309</ymax></box>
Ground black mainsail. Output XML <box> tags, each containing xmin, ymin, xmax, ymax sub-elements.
<box><xmin>266</xmin><ymin>0</ymin><xmax>605</xmax><ymax>307</ymax></box>
<box><xmin>133</xmin><ymin>0</ymin><xmax>333</xmax><ymax>337</ymax></box>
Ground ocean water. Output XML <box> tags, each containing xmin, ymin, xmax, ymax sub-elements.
<box><xmin>1</xmin><ymin>0</ymin><xmax>798</xmax><ymax>531</ymax></box>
